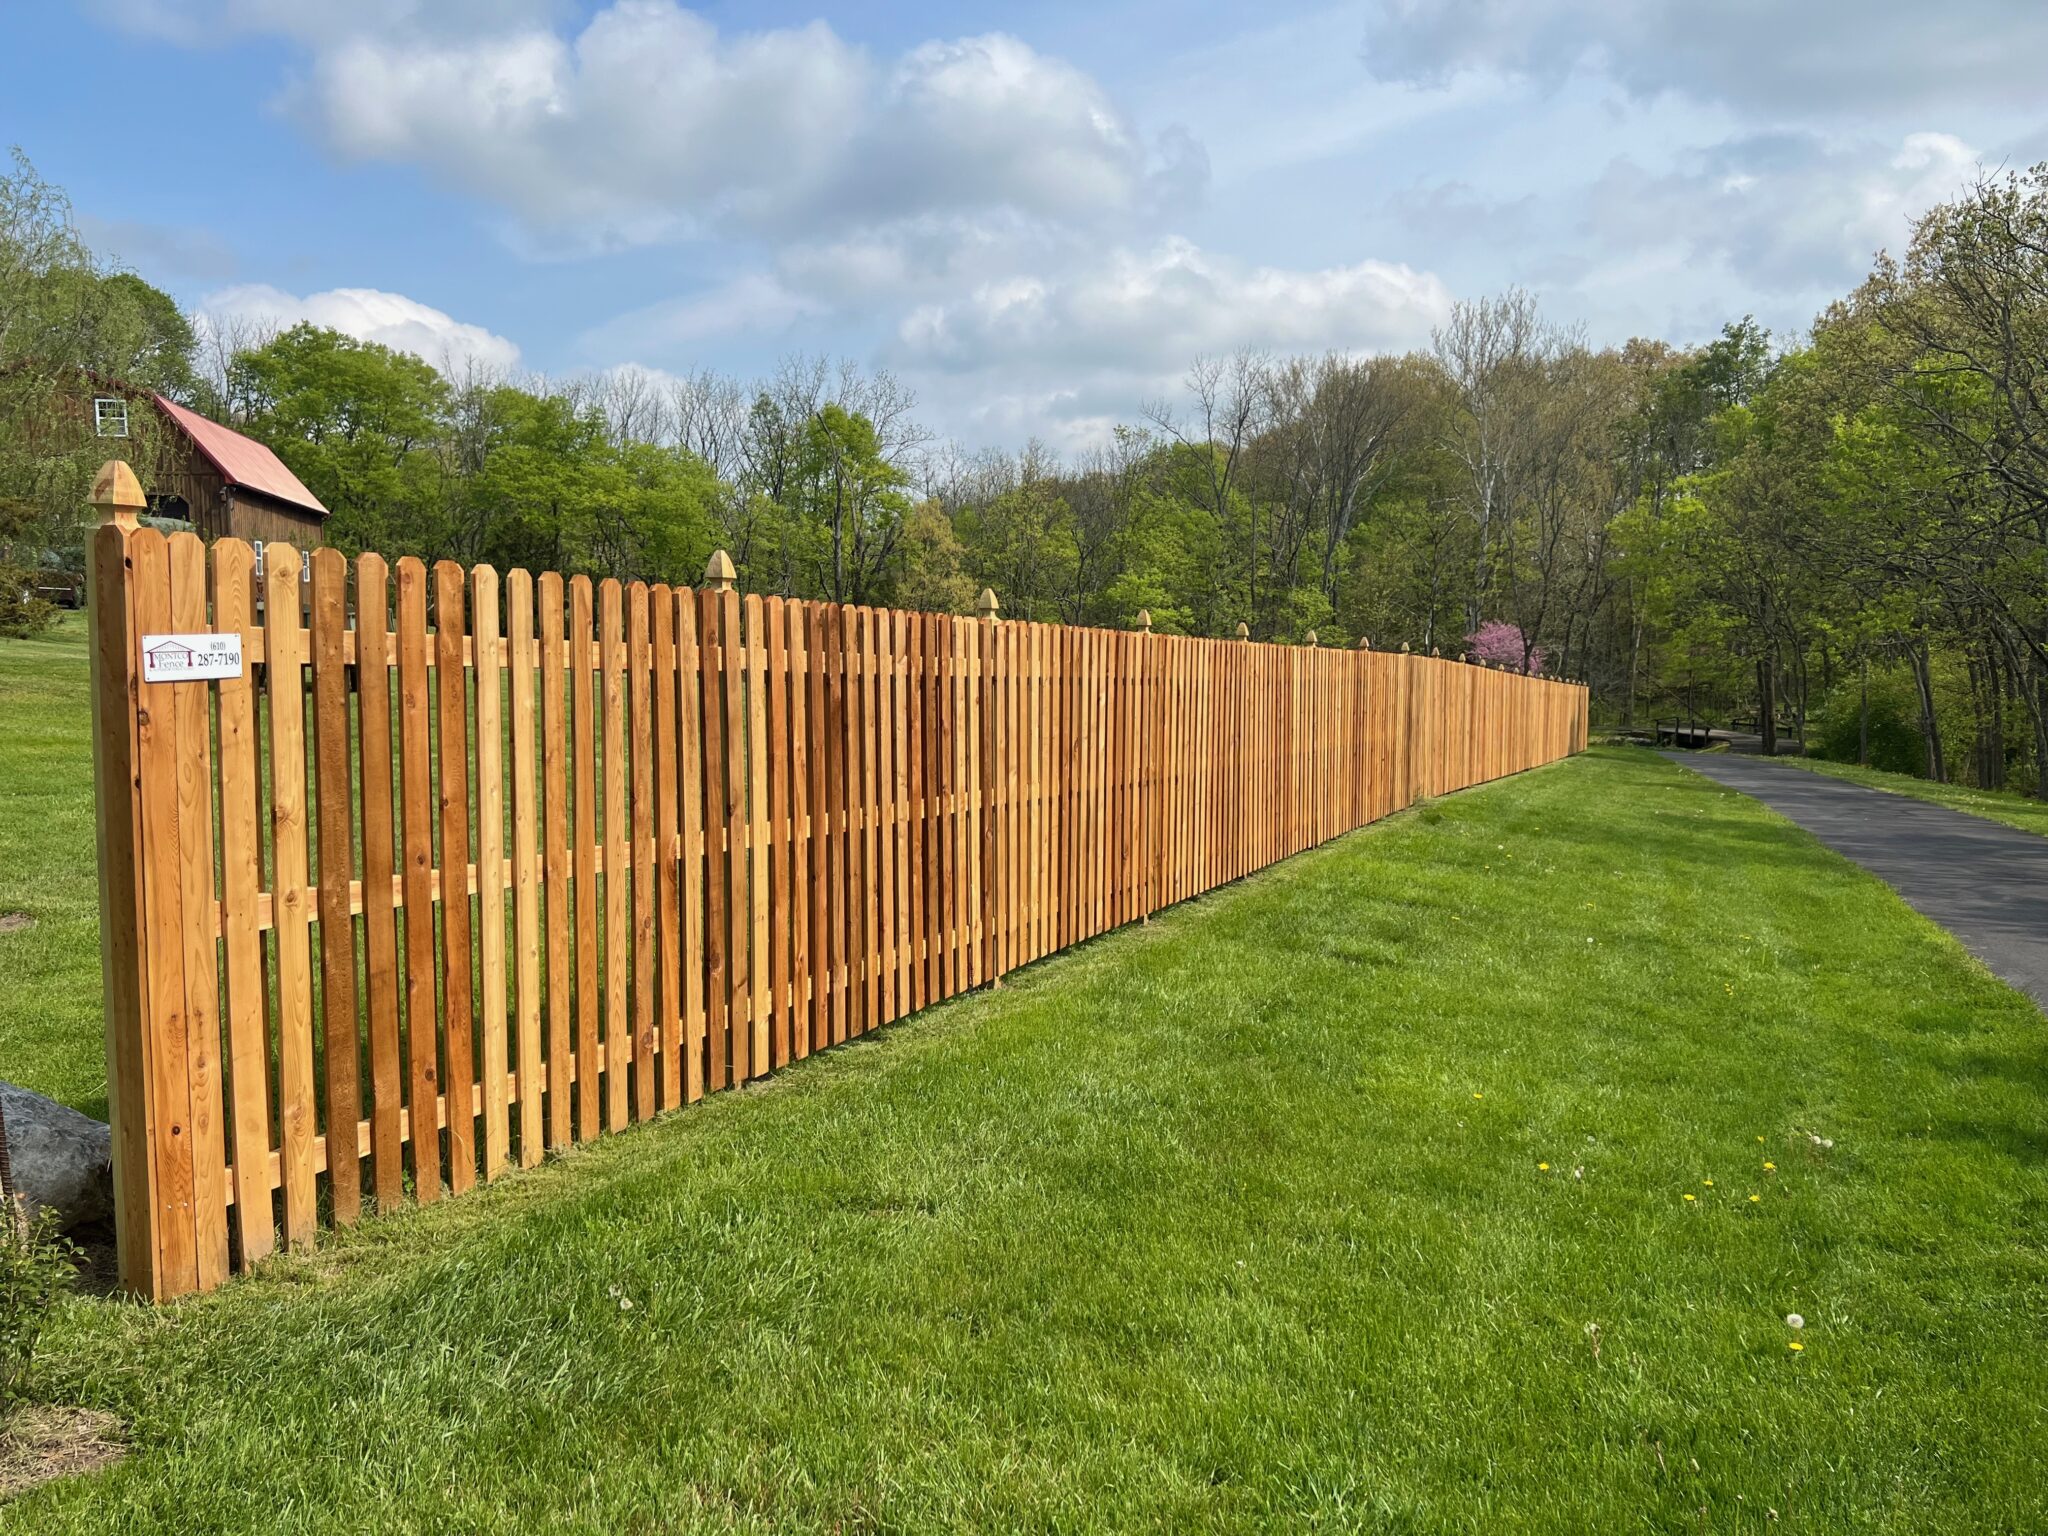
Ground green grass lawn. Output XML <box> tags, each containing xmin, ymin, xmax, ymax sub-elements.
<box><xmin>0</xmin><ymin>616</ymin><xmax>108</xmax><ymax>1119</ymax></box>
<box><xmin>1</xmin><ymin>740</ymin><xmax>2042</xmax><ymax>1531</ymax></box>
<box><xmin>1772</xmin><ymin>754</ymin><xmax>2048</xmax><ymax>838</ymax></box>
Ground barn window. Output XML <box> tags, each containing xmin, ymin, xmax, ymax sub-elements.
<box><xmin>94</xmin><ymin>397</ymin><xmax>130</xmax><ymax>437</ymax></box>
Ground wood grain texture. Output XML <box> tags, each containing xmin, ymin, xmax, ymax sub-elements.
<box><xmin>395</xmin><ymin>559</ymin><xmax>440</xmax><ymax>1201</ymax></box>
<box><xmin>167</xmin><ymin>534</ymin><xmax>227</xmax><ymax>1288</ymax></box>
<box><xmin>309</xmin><ymin>548</ymin><xmax>361</xmax><ymax>1224</ymax></box>
<box><xmin>628</xmin><ymin>583</ymin><xmax>656</xmax><ymax>1122</ymax></box>
<box><xmin>212</xmin><ymin>541</ymin><xmax>274</xmax><ymax>1263</ymax></box>
<box><xmin>651</xmin><ymin>587</ymin><xmax>683</xmax><ymax>1108</ymax></box>
<box><xmin>507</xmin><ymin>570</ymin><xmax>544</xmax><ymax>1163</ymax></box>
<box><xmin>538</xmin><ymin>572</ymin><xmax>573</xmax><ymax>1148</ymax></box>
<box><xmin>471</xmin><ymin>563</ymin><xmax>508</xmax><ymax>1178</ymax></box>
<box><xmin>434</xmin><ymin>562</ymin><xmax>477</xmax><ymax>1196</ymax></box>
<box><xmin>354</xmin><ymin>556</ymin><xmax>403</xmax><ymax>1210</ymax></box>
<box><xmin>261</xmin><ymin>542</ymin><xmax>318</xmax><ymax>1248</ymax></box>
<box><xmin>571</xmin><ymin>577</ymin><xmax>601</xmax><ymax>1141</ymax></box>
<box><xmin>599</xmin><ymin>579</ymin><xmax>629</xmax><ymax>1132</ymax></box>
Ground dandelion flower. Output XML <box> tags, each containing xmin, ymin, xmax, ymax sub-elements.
<box><xmin>1763</xmin><ymin>1161</ymin><xmax>1775</xmax><ymax>1172</ymax></box>
<box><xmin>1786</xmin><ymin>1313</ymin><xmax>1803</xmax><ymax>1329</ymax></box>
<box><xmin>1473</xmin><ymin>1092</ymin><xmax>1483</xmax><ymax>1099</ymax></box>
<box><xmin>1683</xmin><ymin>1193</ymin><xmax>1696</xmax><ymax>1202</ymax></box>
<box><xmin>1787</xmin><ymin>1341</ymin><xmax>1804</xmax><ymax>1352</ymax></box>
<box><xmin>1757</xmin><ymin>1136</ymin><xmax>1766</xmax><ymax>1143</ymax></box>
<box><xmin>1749</xmin><ymin>1194</ymin><xmax>1761</xmax><ymax>1203</ymax></box>
<box><xmin>1538</xmin><ymin>1162</ymin><xmax>1550</xmax><ymax>1171</ymax></box>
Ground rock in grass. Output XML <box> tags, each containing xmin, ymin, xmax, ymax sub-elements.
<box><xmin>1</xmin><ymin>1082</ymin><xmax>112</xmax><ymax>1232</ymax></box>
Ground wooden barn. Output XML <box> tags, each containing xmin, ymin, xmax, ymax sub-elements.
<box><xmin>145</xmin><ymin>393</ymin><xmax>329</xmax><ymax>546</ymax></box>
<box><xmin>49</xmin><ymin>371</ymin><xmax>329</xmax><ymax>547</ymax></box>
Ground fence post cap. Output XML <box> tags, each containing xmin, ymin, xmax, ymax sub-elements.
<box><xmin>1135</xmin><ymin>608</ymin><xmax>1152</xmax><ymax>633</ymax></box>
<box><xmin>1304</xmin><ymin>629</ymin><xmax>1318</xmax><ymax>647</ymax></box>
<box><xmin>1357</xmin><ymin>637</ymin><xmax>1371</xmax><ymax>650</ymax></box>
<box><xmin>976</xmin><ymin>587</ymin><xmax>1000</xmax><ymax>620</ymax></box>
<box><xmin>91</xmin><ymin>459</ymin><xmax>146</xmax><ymax>532</ymax></box>
<box><xmin>1235</xmin><ymin>621</ymin><xmax>1250</xmax><ymax>640</ymax></box>
<box><xmin>1430</xmin><ymin>646</ymin><xmax>1440</xmax><ymax>657</ymax></box>
<box><xmin>703</xmin><ymin>549</ymin><xmax>737</xmax><ymax>592</ymax></box>
<box><xmin>1399</xmin><ymin>642</ymin><xmax>1410</xmax><ymax>653</ymax></box>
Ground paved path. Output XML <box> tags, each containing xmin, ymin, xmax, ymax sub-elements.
<box><xmin>1671</xmin><ymin>754</ymin><xmax>2048</xmax><ymax>1009</ymax></box>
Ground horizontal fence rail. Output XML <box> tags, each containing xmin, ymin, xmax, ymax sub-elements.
<box><xmin>88</xmin><ymin>526</ymin><xmax>1588</xmax><ymax>1298</ymax></box>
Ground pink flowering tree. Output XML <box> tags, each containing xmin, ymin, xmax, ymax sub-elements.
<box><xmin>1464</xmin><ymin>621</ymin><xmax>1547</xmax><ymax>674</ymax></box>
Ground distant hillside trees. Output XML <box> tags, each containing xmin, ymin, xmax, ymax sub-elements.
<box><xmin>5</xmin><ymin>148</ymin><xmax>2048</xmax><ymax>794</ymax></box>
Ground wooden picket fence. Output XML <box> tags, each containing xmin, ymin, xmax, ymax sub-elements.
<box><xmin>87</xmin><ymin>524</ymin><xmax>1588</xmax><ymax>1299</ymax></box>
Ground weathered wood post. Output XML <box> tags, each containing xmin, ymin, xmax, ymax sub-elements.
<box><xmin>87</xmin><ymin>461</ymin><xmax>162</xmax><ymax>1297</ymax></box>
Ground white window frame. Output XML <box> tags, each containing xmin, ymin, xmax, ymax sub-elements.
<box><xmin>94</xmin><ymin>397</ymin><xmax>129</xmax><ymax>438</ymax></box>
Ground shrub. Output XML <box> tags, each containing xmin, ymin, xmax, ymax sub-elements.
<box><xmin>1809</xmin><ymin>667</ymin><xmax>1927</xmax><ymax>776</ymax></box>
<box><xmin>0</xmin><ymin>1209</ymin><xmax>78</xmax><ymax>1409</ymax></box>
<box><xmin>0</xmin><ymin>560</ymin><xmax>55</xmax><ymax>640</ymax></box>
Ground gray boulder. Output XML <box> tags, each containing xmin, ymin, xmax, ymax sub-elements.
<box><xmin>1</xmin><ymin>1082</ymin><xmax>114</xmax><ymax>1232</ymax></box>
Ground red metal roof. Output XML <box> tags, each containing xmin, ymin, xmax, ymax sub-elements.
<box><xmin>153</xmin><ymin>395</ymin><xmax>329</xmax><ymax>518</ymax></box>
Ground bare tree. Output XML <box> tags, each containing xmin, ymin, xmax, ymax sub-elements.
<box><xmin>1146</xmin><ymin>350</ymin><xmax>1267</xmax><ymax>628</ymax></box>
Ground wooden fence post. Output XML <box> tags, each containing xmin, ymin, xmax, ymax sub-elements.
<box><xmin>1135</xmin><ymin>611</ymin><xmax>1154</xmax><ymax>922</ymax></box>
<box><xmin>87</xmin><ymin>462</ymin><xmax>161</xmax><ymax>1298</ymax></box>
<box><xmin>975</xmin><ymin>590</ymin><xmax>1001</xmax><ymax>985</ymax></box>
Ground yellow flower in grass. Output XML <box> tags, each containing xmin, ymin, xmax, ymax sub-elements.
<box><xmin>1763</xmin><ymin>1161</ymin><xmax>1776</xmax><ymax>1172</ymax></box>
<box><xmin>1788</xmin><ymin>1341</ymin><xmax>1804</xmax><ymax>1352</ymax></box>
<box><xmin>1749</xmin><ymin>1194</ymin><xmax>1761</xmax><ymax>1203</ymax></box>
<box><xmin>1683</xmin><ymin>1193</ymin><xmax>1696</xmax><ymax>1202</ymax></box>
<box><xmin>1703</xmin><ymin>1179</ymin><xmax>1714</xmax><ymax>1187</ymax></box>
<box><xmin>1538</xmin><ymin>1163</ymin><xmax>1550</xmax><ymax>1171</ymax></box>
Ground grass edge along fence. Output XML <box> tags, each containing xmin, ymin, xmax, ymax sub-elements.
<box><xmin>86</xmin><ymin>517</ymin><xmax>1587</xmax><ymax>1300</ymax></box>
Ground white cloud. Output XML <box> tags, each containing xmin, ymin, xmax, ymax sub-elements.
<box><xmin>113</xmin><ymin>2</ymin><xmax>1203</xmax><ymax>252</ymax></box>
<box><xmin>196</xmin><ymin>284</ymin><xmax>522</xmax><ymax>374</ymax></box>
<box><xmin>895</xmin><ymin>238</ymin><xmax>1452</xmax><ymax>375</ymax></box>
<box><xmin>1359</xmin><ymin>1</ymin><xmax>2048</xmax><ymax>117</ymax></box>
<box><xmin>1578</xmin><ymin>131</ymin><xmax>1981</xmax><ymax>292</ymax></box>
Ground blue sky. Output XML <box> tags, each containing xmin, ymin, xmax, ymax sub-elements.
<box><xmin>8</xmin><ymin>2</ymin><xmax>2044</xmax><ymax>448</ymax></box>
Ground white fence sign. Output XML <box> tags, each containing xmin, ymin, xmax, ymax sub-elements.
<box><xmin>140</xmin><ymin>633</ymin><xmax>244</xmax><ymax>683</ymax></box>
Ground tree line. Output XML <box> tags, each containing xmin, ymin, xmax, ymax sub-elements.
<box><xmin>5</xmin><ymin>149</ymin><xmax>2047</xmax><ymax>795</ymax></box>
